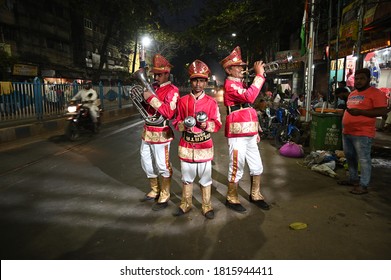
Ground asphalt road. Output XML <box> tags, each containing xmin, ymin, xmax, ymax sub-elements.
<box><xmin>1</xmin><ymin>106</ymin><xmax>391</xmax><ymax>260</ymax></box>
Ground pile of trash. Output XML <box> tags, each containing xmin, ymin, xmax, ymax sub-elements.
<box><xmin>302</xmin><ymin>150</ymin><xmax>346</xmax><ymax>178</ymax></box>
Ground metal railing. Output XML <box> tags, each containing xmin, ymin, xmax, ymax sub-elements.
<box><xmin>0</xmin><ymin>77</ymin><xmax>134</xmax><ymax>123</ymax></box>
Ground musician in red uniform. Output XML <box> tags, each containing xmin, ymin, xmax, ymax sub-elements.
<box><xmin>140</xmin><ymin>54</ymin><xmax>179</xmax><ymax>211</ymax></box>
<box><xmin>220</xmin><ymin>46</ymin><xmax>270</xmax><ymax>213</ymax></box>
<box><xmin>172</xmin><ymin>60</ymin><xmax>222</xmax><ymax>219</ymax></box>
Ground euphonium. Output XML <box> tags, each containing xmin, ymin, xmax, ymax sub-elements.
<box><xmin>129</xmin><ymin>68</ymin><xmax>165</xmax><ymax>125</ymax></box>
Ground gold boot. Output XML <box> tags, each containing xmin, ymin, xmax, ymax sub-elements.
<box><xmin>173</xmin><ymin>183</ymin><xmax>193</xmax><ymax>216</ymax></box>
<box><xmin>200</xmin><ymin>185</ymin><xmax>214</xmax><ymax>219</ymax></box>
<box><xmin>249</xmin><ymin>175</ymin><xmax>270</xmax><ymax>210</ymax></box>
<box><xmin>152</xmin><ymin>176</ymin><xmax>171</xmax><ymax>211</ymax></box>
<box><xmin>140</xmin><ymin>177</ymin><xmax>160</xmax><ymax>202</ymax></box>
<box><xmin>225</xmin><ymin>182</ymin><xmax>246</xmax><ymax>213</ymax></box>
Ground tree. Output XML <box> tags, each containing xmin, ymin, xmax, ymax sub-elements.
<box><xmin>188</xmin><ymin>0</ymin><xmax>304</xmax><ymax>62</ymax></box>
<box><xmin>69</xmin><ymin>0</ymin><xmax>149</xmax><ymax>82</ymax></box>
<box><xmin>69</xmin><ymin>0</ymin><xmax>190</xmax><ymax>83</ymax></box>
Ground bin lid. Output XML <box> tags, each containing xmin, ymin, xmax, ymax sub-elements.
<box><xmin>314</xmin><ymin>108</ymin><xmax>343</xmax><ymax>113</ymax></box>
<box><xmin>311</xmin><ymin>111</ymin><xmax>343</xmax><ymax>117</ymax></box>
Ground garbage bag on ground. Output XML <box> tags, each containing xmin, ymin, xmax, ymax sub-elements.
<box><xmin>311</xmin><ymin>164</ymin><xmax>338</xmax><ymax>178</ymax></box>
<box><xmin>303</xmin><ymin>150</ymin><xmax>337</xmax><ymax>169</ymax></box>
<box><xmin>279</xmin><ymin>142</ymin><xmax>304</xmax><ymax>158</ymax></box>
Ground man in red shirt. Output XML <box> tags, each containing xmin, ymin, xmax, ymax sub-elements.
<box><xmin>340</xmin><ymin>68</ymin><xmax>388</xmax><ymax>194</ymax></box>
<box><xmin>220</xmin><ymin>46</ymin><xmax>270</xmax><ymax>212</ymax></box>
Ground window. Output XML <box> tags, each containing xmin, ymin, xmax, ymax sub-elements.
<box><xmin>84</xmin><ymin>18</ymin><xmax>92</xmax><ymax>30</ymax></box>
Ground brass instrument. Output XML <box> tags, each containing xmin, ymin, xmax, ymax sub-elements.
<box><xmin>242</xmin><ymin>61</ymin><xmax>280</xmax><ymax>75</ymax></box>
<box><xmin>129</xmin><ymin>68</ymin><xmax>165</xmax><ymax>125</ymax></box>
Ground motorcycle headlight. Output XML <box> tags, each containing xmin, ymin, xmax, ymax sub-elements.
<box><xmin>67</xmin><ymin>105</ymin><xmax>77</xmax><ymax>113</ymax></box>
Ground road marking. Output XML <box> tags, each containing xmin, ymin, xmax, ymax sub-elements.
<box><xmin>101</xmin><ymin>120</ymin><xmax>144</xmax><ymax>138</ymax></box>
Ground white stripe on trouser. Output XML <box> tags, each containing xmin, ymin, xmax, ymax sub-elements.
<box><xmin>180</xmin><ymin>161</ymin><xmax>212</xmax><ymax>186</ymax></box>
<box><xmin>140</xmin><ymin>140</ymin><xmax>171</xmax><ymax>178</ymax></box>
<box><xmin>228</xmin><ymin>135</ymin><xmax>263</xmax><ymax>183</ymax></box>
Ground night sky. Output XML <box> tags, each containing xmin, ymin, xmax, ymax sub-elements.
<box><xmin>158</xmin><ymin>0</ymin><xmax>228</xmax><ymax>84</ymax></box>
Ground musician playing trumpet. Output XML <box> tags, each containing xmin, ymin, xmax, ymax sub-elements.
<box><xmin>139</xmin><ymin>54</ymin><xmax>179</xmax><ymax>211</ymax></box>
<box><xmin>220</xmin><ymin>46</ymin><xmax>270</xmax><ymax>213</ymax></box>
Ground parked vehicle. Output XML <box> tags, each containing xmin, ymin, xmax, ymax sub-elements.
<box><xmin>65</xmin><ymin>101</ymin><xmax>102</xmax><ymax>141</ymax></box>
<box><xmin>274</xmin><ymin>105</ymin><xmax>301</xmax><ymax>148</ymax></box>
<box><xmin>258</xmin><ymin>106</ymin><xmax>285</xmax><ymax>140</ymax></box>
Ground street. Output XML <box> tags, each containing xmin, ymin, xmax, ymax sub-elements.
<box><xmin>1</xmin><ymin>103</ymin><xmax>391</xmax><ymax>260</ymax></box>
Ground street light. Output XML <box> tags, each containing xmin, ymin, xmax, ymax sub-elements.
<box><xmin>140</xmin><ymin>35</ymin><xmax>152</xmax><ymax>69</ymax></box>
<box><xmin>141</xmin><ymin>36</ymin><xmax>151</xmax><ymax>47</ymax></box>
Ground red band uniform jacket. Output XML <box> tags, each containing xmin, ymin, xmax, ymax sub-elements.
<box><xmin>223</xmin><ymin>75</ymin><xmax>265</xmax><ymax>137</ymax></box>
<box><xmin>173</xmin><ymin>92</ymin><xmax>222</xmax><ymax>163</ymax></box>
<box><xmin>143</xmin><ymin>81</ymin><xmax>179</xmax><ymax>144</ymax></box>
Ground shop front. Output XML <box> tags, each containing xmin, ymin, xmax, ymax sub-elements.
<box><xmin>328</xmin><ymin>0</ymin><xmax>391</xmax><ymax>94</ymax></box>
<box><xmin>362</xmin><ymin>47</ymin><xmax>391</xmax><ymax>91</ymax></box>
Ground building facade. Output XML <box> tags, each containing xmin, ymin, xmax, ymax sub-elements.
<box><xmin>0</xmin><ymin>0</ymin><xmax>135</xmax><ymax>83</ymax></box>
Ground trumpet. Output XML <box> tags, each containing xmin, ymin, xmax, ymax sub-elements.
<box><xmin>242</xmin><ymin>61</ymin><xmax>280</xmax><ymax>75</ymax></box>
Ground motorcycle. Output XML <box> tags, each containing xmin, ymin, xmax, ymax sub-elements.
<box><xmin>65</xmin><ymin>101</ymin><xmax>102</xmax><ymax>141</ymax></box>
<box><xmin>258</xmin><ymin>106</ymin><xmax>285</xmax><ymax>140</ymax></box>
<box><xmin>274</xmin><ymin>105</ymin><xmax>301</xmax><ymax>148</ymax></box>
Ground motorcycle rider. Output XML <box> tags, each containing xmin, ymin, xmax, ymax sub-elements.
<box><xmin>71</xmin><ymin>82</ymin><xmax>100</xmax><ymax>131</ymax></box>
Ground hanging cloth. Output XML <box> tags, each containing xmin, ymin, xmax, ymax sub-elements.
<box><xmin>0</xmin><ymin>82</ymin><xmax>13</xmax><ymax>95</ymax></box>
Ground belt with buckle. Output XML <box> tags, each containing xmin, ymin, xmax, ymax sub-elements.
<box><xmin>227</xmin><ymin>103</ymin><xmax>251</xmax><ymax>114</ymax></box>
<box><xmin>182</xmin><ymin>131</ymin><xmax>211</xmax><ymax>143</ymax></box>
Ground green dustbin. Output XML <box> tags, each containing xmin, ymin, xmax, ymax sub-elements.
<box><xmin>310</xmin><ymin>112</ymin><xmax>343</xmax><ymax>151</ymax></box>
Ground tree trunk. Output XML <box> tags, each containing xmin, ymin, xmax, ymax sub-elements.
<box><xmin>92</xmin><ymin>17</ymin><xmax>115</xmax><ymax>83</ymax></box>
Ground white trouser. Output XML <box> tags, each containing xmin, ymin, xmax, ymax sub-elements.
<box><xmin>228</xmin><ymin>135</ymin><xmax>263</xmax><ymax>183</ymax></box>
<box><xmin>84</xmin><ymin>104</ymin><xmax>99</xmax><ymax>123</ymax></box>
<box><xmin>180</xmin><ymin>161</ymin><xmax>212</xmax><ymax>186</ymax></box>
<box><xmin>140</xmin><ymin>140</ymin><xmax>172</xmax><ymax>178</ymax></box>
<box><xmin>385</xmin><ymin>111</ymin><xmax>391</xmax><ymax>125</ymax></box>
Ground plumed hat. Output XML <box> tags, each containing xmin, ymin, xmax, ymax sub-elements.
<box><xmin>220</xmin><ymin>46</ymin><xmax>247</xmax><ymax>69</ymax></box>
<box><xmin>188</xmin><ymin>59</ymin><xmax>210</xmax><ymax>79</ymax></box>
<box><xmin>150</xmin><ymin>54</ymin><xmax>173</xmax><ymax>73</ymax></box>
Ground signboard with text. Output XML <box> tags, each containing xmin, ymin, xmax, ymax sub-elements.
<box><xmin>13</xmin><ymin>64</ymin><xmax>38</xmax><ymax>76</ymax></box>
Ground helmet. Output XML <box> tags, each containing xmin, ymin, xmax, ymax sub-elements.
<box><xmin>83</xmin><ymin>81</ymin><xmax>92</xmax><ymax>90</ymax></box>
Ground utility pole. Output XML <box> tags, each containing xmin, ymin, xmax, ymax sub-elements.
<box><xmin>305</xmin><ymin>0</ymin><xmax>316</xmax><ymax>122</ymax></box>
<box><xmin>132</xmin><ymin>34</ymin><xmax>138</xmax><ymax>73</ymax></box>
<box><xmin>327</xmin><ymin>0</ymin><xmax>332</xmax><ymax>107</ymax></box>
<box><xmin>356</xmin><ymin>0</ymin><xmax>365</xmax><ymax>70</ymax></box>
